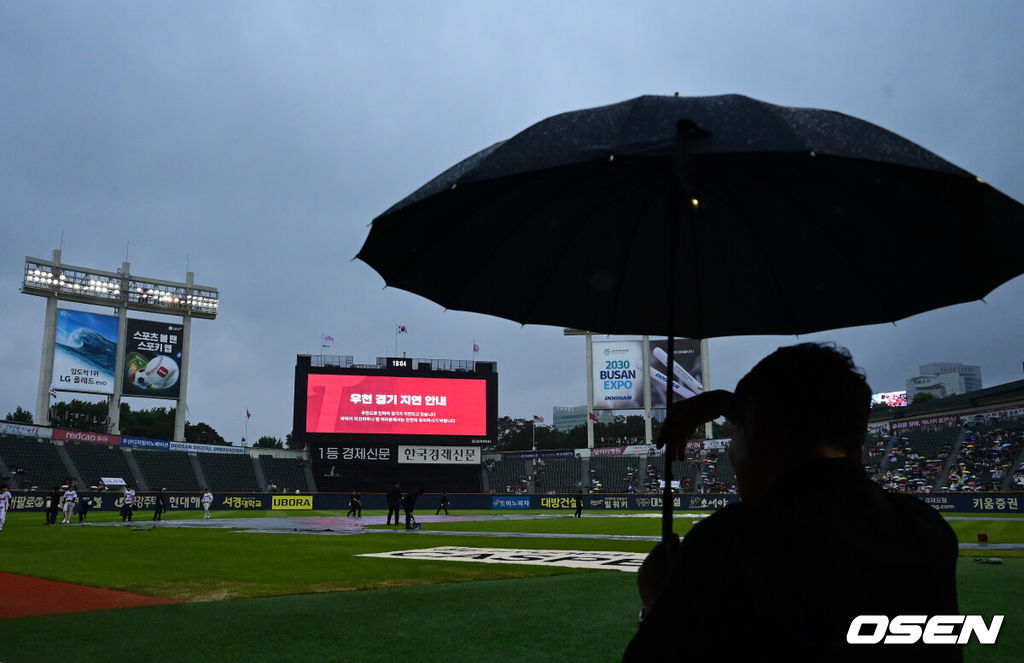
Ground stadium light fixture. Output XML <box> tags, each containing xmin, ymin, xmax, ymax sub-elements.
<box><xmin>22</xmin><ymin>256</ymin><xmax>219</xmax><ymax>319</ymax></box>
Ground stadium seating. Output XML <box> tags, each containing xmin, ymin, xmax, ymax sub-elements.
<box><xmin>63</xmin><ymin>441</ymin><xmax>135</xmax><ymax>488</ymax></box>
<box><xmin>0</xmin><ymin>435</ymin><xmax>71</xmax><ymax>490</ymax></box>
<box><xmin>132</xmin><ymin>448</ymin><xmax>201</xmax><ymax>491</ymax></box>
<box><xmin>950</xmin><ymin>423</ymin><xmax>1024</xmax><ymax>491</ymax></box>
<box><xmin>259</xmin><ymin>455</ymin><xmax>311</xmax><ymax>493</ymax></box>
<box><xmin>197</xmin><ymin>452</ymin><xmax>260</xmax><ymax>492</ymax></box>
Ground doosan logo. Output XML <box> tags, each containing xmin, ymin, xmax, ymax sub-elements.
<box><xmin>847</xmin><ymin>615</ymin><xmax>1004</xmax><ymax>645</ymax></box>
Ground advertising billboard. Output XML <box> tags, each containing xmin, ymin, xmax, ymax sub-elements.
<box><xmin>592</xmin><ymin>340</ymin><xmax>644</xmax><ymax>410</ymax></box>
<box><xmin>305</xmin><ymin>374</ymin><xmax>488</xmax><ymax>436</ymax></box>
<box><xmin>53</xmin><ymin>308</ymin><xmax>119</xmax><ymax>394</ymax></box>
<box><xmin>872</xmin><ymin>391</ymin><xmax>908</xmax><ymax>407</ymax></box>
<box><xmin>122</xmin><ymin>318</ymin><xmax>185</xmax><ymax>398</ymax></box>
<box><xmin>649</xmin><ymin>338</ymin><xmax>703</xmax><ymax>407</ymax></box>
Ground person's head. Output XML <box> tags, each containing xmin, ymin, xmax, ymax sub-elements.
<box><xmin>728</xmin><ymin>343</ymin><xmax>871</xmax><ymax>499</ymax></box>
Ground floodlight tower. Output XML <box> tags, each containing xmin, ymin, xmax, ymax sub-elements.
<box><xmin>21</xmin><ymin>249</ymin><xmax>219</xmax><ymax>441</ymax></box>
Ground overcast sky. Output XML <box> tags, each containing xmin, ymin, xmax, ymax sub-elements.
<box><xmin>3</xmin><ymin>1</ymin><xmax>1023</xmax><ymax>444</ymax></box>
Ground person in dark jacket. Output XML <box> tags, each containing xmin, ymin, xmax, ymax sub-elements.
<box><xmin>403</xmin><ymin>488</ymin><xmax>424</xmax><ymax>529</ymax></box>
<box><xmin>386</xmin><ymin>481</ymin><xmax>402</xmax><ymax>525</ymax></box>
<box><xmin>347</xmin><ymin>491</ymin><xmax>362</xmax><ymax>517</ymax></box>
<box><xmin>623</xmin><ymin>343</ymin><xmax>961</xmax><ymax>662</ymax></box>
<box><xmin>46</xmin><ymin>486</ymin><xmax>61</xmax><ymax>525</ymax></box>
<box><xmin>435</xmin><ymin>491</ymin><xmax>450</xmax><ymax>515</ymax></box>
<box><xmin>152</xmin><ymin>488</ymin><xmax>166</xmax><ymax>521</ymax></box>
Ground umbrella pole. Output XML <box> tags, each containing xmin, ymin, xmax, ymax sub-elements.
<box><xmin>662</xmin><ymin>162</ymin><xmax>680</xmax><ymax>545</ymax></box>
<box><xmin>662</xmin><ymin>334</ymin><xmax>674</xmax><ymax>544</ymax></box>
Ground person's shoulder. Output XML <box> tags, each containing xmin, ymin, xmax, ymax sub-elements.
<box><xmin>679</xmin><ymin>502</ymin><xmax>751</xmax><ymax>549</ymax></box>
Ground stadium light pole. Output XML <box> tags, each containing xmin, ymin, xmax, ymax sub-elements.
<box><xmin>563</xmin><ymin>328</ymin><xmax>596</xmax><ymax>449</ymax></box>
<box><xmin>21</xmin><ymin>250</ymin><xmax>218</xmax><ymax>441</ymax></box>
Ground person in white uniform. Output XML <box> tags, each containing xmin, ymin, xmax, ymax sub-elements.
<box><xmin>0</xmin><ymin>484</ymin><xmax>12</xmax><ymax>531</ymax></box>
<box><xmin>202</xmin><ymin>488</ymin><xmax>213</xmax><ymax>519</ymax></box>
<box><xmin>61</xmin><ymin>486</ymin><xmax>78</xmax><ymax>524</ymax></box>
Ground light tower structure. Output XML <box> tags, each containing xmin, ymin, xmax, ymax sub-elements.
<box><xmin>21</xmin><ymin>249</ymin><xmax>219</xmax><ymax>441</ymax></box>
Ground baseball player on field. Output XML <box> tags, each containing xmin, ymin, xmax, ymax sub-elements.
<box><xmin>202</xmin><ymin>488</ymin><xmax>213</xmax><ymax>519</ymax></box>
<box><xmin>61</xmin><ymin>485</ymin><xmax>78</xmax><ymax>524</ymax></box>
<box><xmin>0</xmin><ymin>484</ymin><xmax>12</xmax><ymax>531</ymax></box>
<box><xmin>122</xmin><ymin>485</ymin><xmax>136</xmax><ymax>521</ymax></box>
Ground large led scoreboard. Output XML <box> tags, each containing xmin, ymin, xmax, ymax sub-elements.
<box><xmin>294</xmin><ymin>355</ymin><xmax>497</xmax><ymax>492</ymax></box>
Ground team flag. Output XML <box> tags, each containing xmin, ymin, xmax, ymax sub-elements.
<box><xmin>321</xmin><ymin>334</ymin><xmax>335</xmax><ymax>349</ymax></box>
<box><xmin>246</xmin><ymin>409</ymin><xmax>252</xmax><ymax>420</ymax></box>
<box><xmin>49</xmin><ymin>386</ymin><xmax>57</xmax><ymax>399</ymax></box>
<box><xmin>473</xmin><ymin>343</ymin><xmax>480</xmax><ymax>353</ymax></box>
<box><xmin>588</xmin><ymin>411</ymin><xmax>599</xmax><ymax>423</ymax></box>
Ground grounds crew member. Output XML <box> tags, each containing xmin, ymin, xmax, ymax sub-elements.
<box><xmin>386</xmin><ymin>481</ymin><xmax>402</xmax><ymax>525</ymax></box>
<box><xmin>403</xmin><ymin>488</ymin><xmax>424</xmax><ymax>529</ymax></box>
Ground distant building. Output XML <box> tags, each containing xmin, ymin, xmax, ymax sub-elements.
<box><xmin>551</xmin><ymin>405</ymin><xmax>614</xmax><ymax>432</ymax></box>
<box><xmin>906</xmin><ymin>362</ymin><xmax>982</xmax><ymax>400</ymax></box>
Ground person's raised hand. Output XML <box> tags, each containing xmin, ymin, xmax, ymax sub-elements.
<box><xmin>656</xmin><ymin>390</ymin><xmax>736</xmax><ymax>460</ymax></box>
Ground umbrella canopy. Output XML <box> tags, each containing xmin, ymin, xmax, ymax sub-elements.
<box><xmin>358</xmin><ymin>94</ymin><xmax>1024</xmax><ymax>547</ymax></box>
<box><xmin>359</xmin><ymin>94</ymin><xmax>1024</xmax><ymax>339</ymax></box>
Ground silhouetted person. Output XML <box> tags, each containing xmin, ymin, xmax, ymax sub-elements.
<box><xmin>347</xmin><ymin>491</ymin><xmax>362</xmax><ymax>517</ymax></box>
<box><xmin>435</xmin><ymin>491</ymin><xmax>450</xmax><ymax>515</ymax></box>
<box><xmin>624</xmin><ymin>343</ymin><xmax>960</xmax><ymax>662</ymax></box>
<box><xmin>403</xmin><ymin>488</ymin><xmax>424</xmax><ymax>529</ymax></box>
<box><xmin>153</xmin><ymin>488</ymin><xmax>166</xmax><ymax>521</ymax></box>
<box><xmin>46</xmin><ymin>487</ymin><xmax>60</xmax><ymax>525</ymax></box>
<box><xmin>386</xmin><ymin>481</ymin><xmax>402</xmax><ymax>525</ymax></box>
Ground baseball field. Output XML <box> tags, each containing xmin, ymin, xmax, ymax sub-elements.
<box><xmin>0</xmin><ymin>509</ymin><xmax>1021</xmax><ymax>662</ymax></box>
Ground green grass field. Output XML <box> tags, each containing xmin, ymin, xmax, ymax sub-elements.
<box><xmin>0</xmin><ymin>510</ymin><xmax>1021</xmax><ymax>662</ymax></box>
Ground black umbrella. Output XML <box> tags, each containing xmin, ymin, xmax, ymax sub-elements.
<box><xmin>357</xmin><ymin>94</ymin><xmax>1024</xmax><ymax>542</ymax></box>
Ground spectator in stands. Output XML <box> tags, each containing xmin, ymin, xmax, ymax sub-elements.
<box><xmin>624</xmin><ymin>343</ymin><xmax>960</xmax><ymax>661</ymax></box>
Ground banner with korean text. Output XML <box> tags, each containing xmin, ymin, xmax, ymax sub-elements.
<box><xmin>398</xmin><ymin>445</ymin><xmax>480</xmax><ymax>464</ymax></box>
<box><xmin>122</xmin><ymin>318</ymin><xmax>185</xmax><ymax>398</ymax></box>
<box><xmin>53</xmin><ymin>308</ymin><xmax>119</xmax><ymax>394</ymax></box>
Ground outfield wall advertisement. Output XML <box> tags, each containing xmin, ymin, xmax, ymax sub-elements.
<box><xmin>3</xmin><ymin>491</ymin><xmax>1020</xmax><ymax>514</ymax></box>
<box><xmin>53</xmin><ymin>308</ymin><xmax>119</xmax><ymax>394</ymax></box>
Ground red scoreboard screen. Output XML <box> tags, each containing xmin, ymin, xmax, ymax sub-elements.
<box><xmin>304</xmin><ymin>373</ymin><xmax>489</xmax><ymax>436</ymax></box>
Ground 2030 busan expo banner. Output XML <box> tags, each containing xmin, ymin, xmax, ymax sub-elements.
<box><xmin>53</xmin><ymin>308</ymin><xmax>119</xmax><ymax>394</ymax></box>
<box><xmin>122</xmin><ymin>318</ymin><xmax>185</xmax><ymax>398</ymax></box>
<box><xmin>306</xmin><ymin>374</ymin><xmax>487</xmax><ymax>435</ymax></box>
<box><xmin>593</xmin><ymin>341</ymin><xmax>644</xmax><ymax>409</ymax></box>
